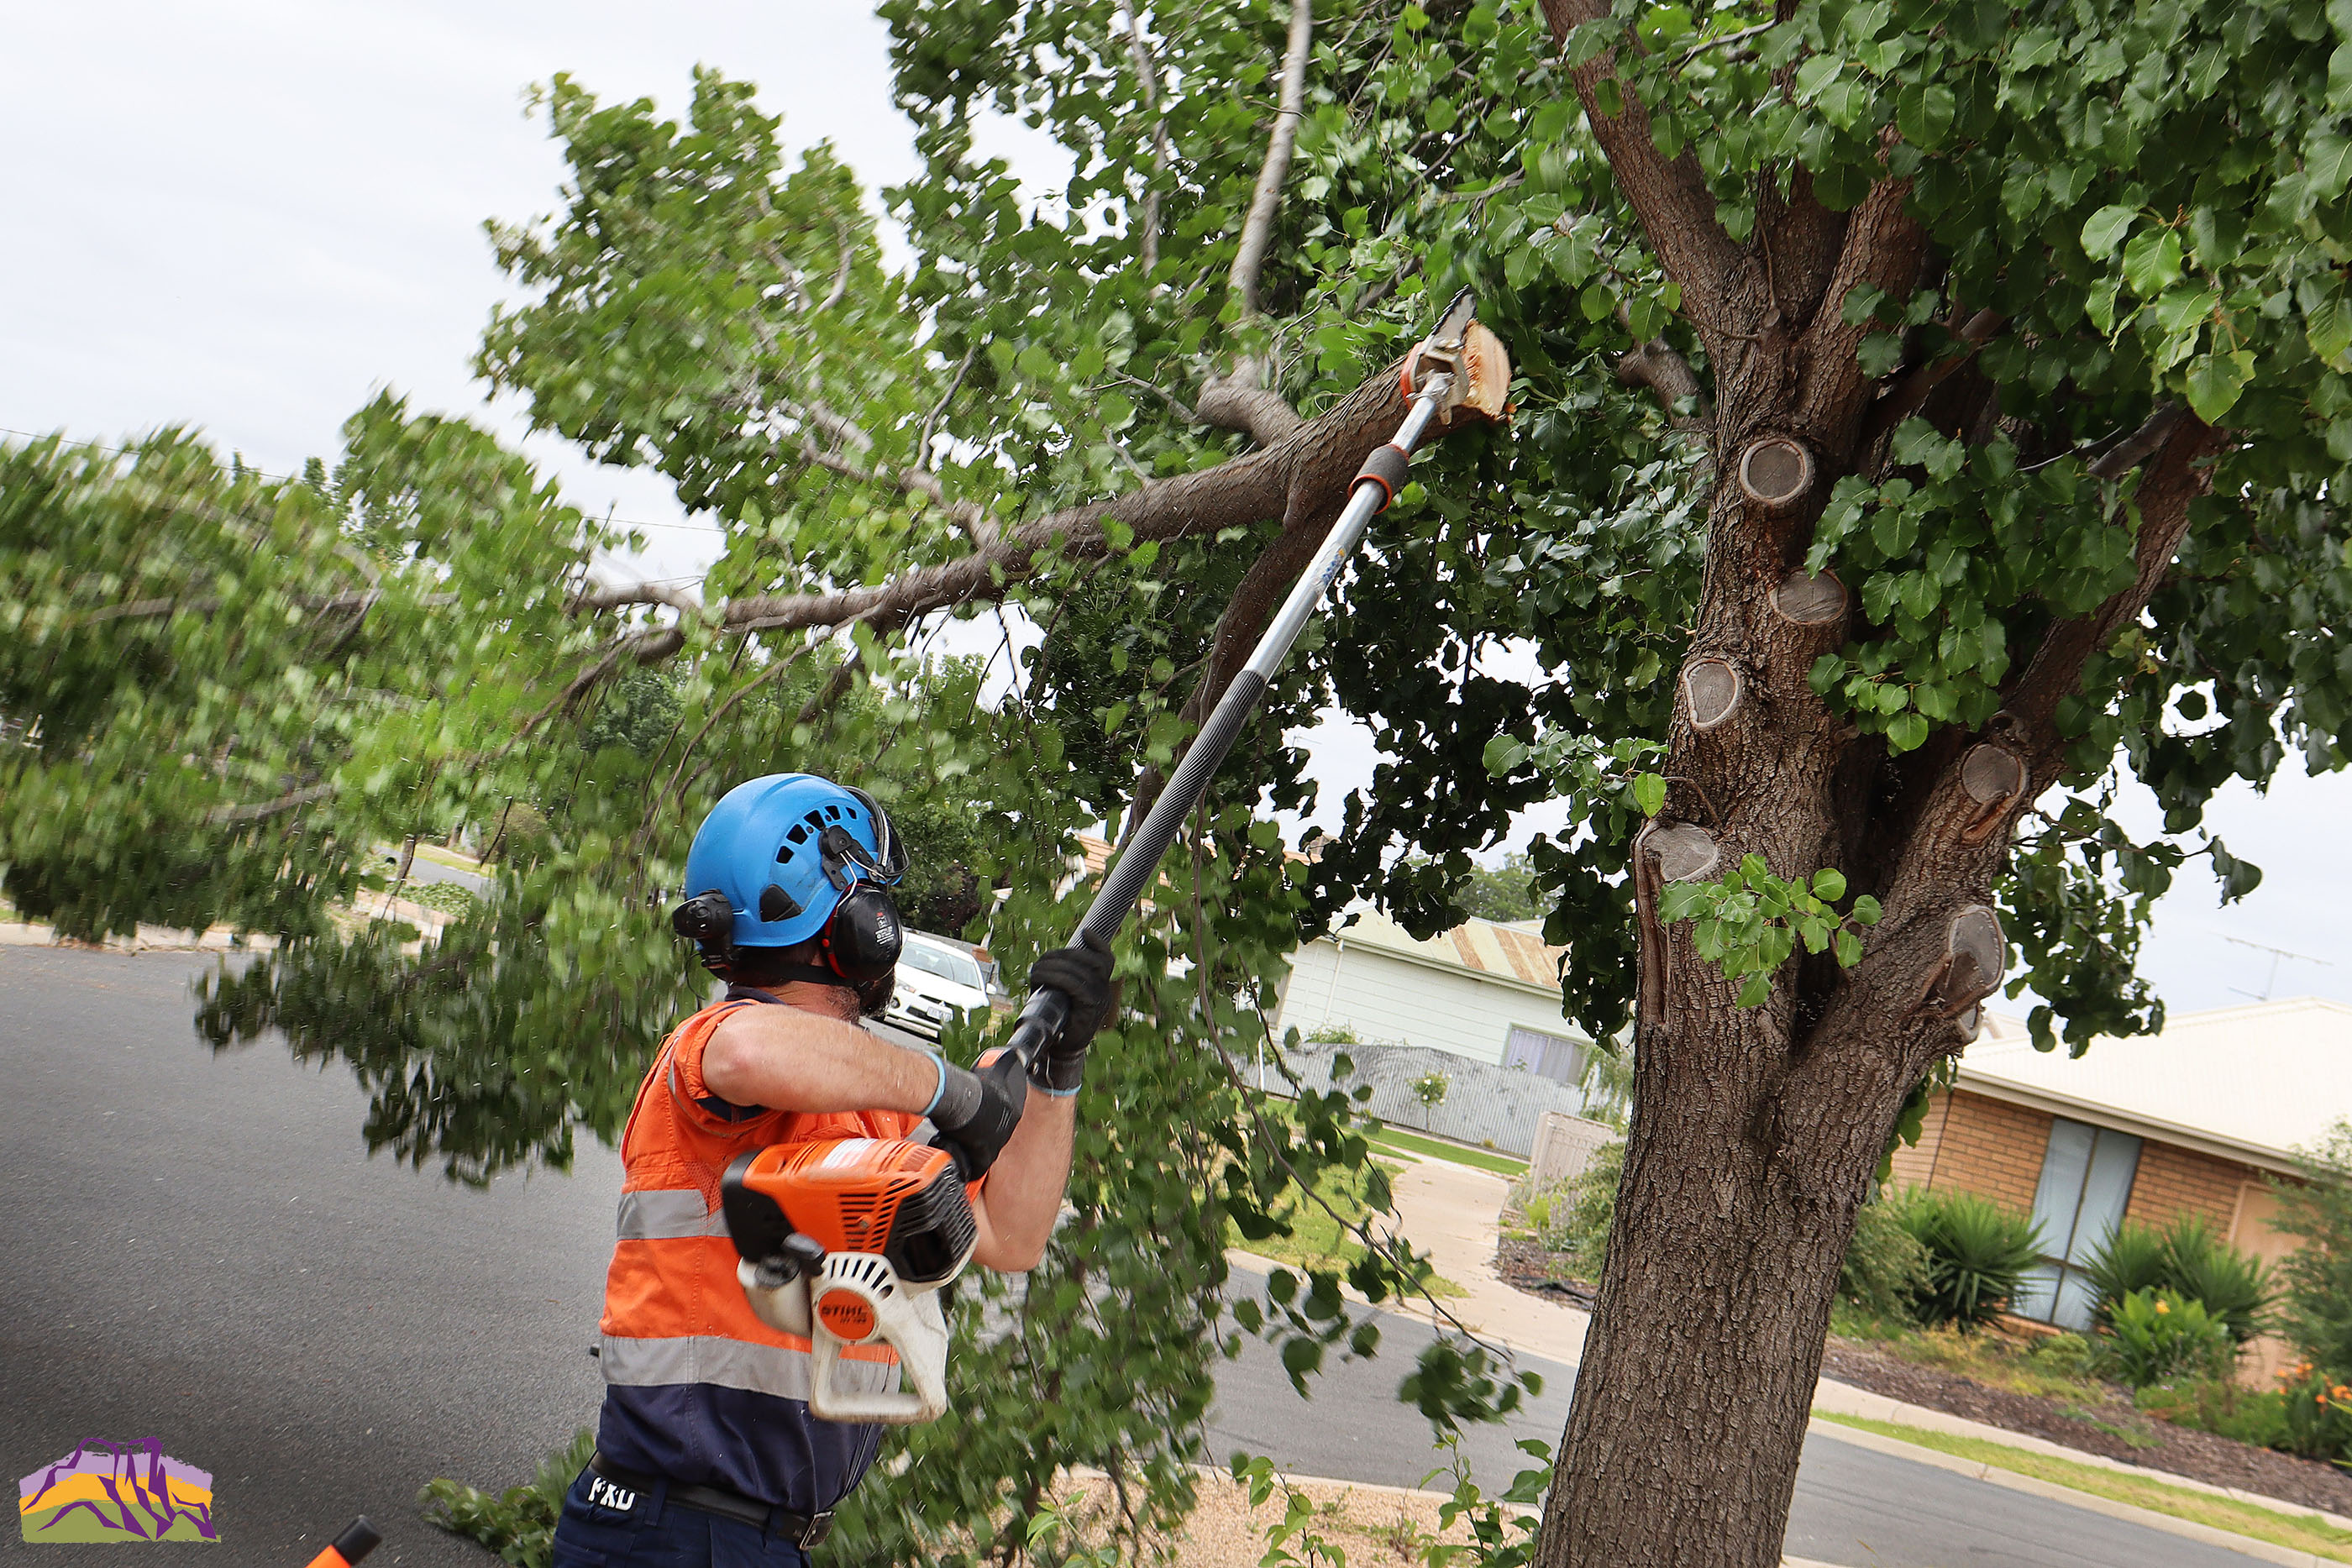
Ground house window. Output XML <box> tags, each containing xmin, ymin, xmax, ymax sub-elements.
<box><xmin>1502</xmin><ymin>1025</ymin><xmax>1585</xmax><ymax>1085</ymax></box>
<box><xmin>2010</xmin><ymin>1115</ymin><xmax>2141</xmax><ymax>1331</ymax></box>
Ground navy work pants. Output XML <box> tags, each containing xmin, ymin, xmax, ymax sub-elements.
<box><xmin>549</xmin><ymin>1466</ymin><xmax>815</xmax><ymax>1568</ymax></box>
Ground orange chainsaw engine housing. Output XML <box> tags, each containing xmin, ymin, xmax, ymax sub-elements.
<box><xmin>722</xmin><ymin>1137</ymin><xmax>978</xmax><ymax>1288</ymax></box>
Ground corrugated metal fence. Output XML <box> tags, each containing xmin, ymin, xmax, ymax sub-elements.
<box><xmin>1271</xmin><ymin>1040</ymin><xmax>1608</xmax><ymax>1157</ymax></box>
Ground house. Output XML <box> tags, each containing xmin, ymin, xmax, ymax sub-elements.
<box><xmin>1269</xmin><ymin>906</ymin><xmax>1592</xmax><ymax>1084</ymax></box>
<box><xmin>1891</xmin><ymin>996</ymin><xmax>2352</xmax><ymax>1371</ymax></box>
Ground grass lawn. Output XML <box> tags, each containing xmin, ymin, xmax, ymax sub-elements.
<box><xmin>1816</xmin><ymin>1412</ymin><xmax>2352</xmax><ymax>1561</ymax></box>
<box><xmin>1226</xmin><ymin>1159</ymin><xmax>1466</xmax><ymax>1298</ymax></box>
<box><xmin>408</xmin><ymin>842</ymin><xmax>486</xmax><ymax>873</ymax></box>
<box><xmin>1365</xmin><ymin>1126</ymin><xmax>1529</xmax><ymax>1177</ymax></box>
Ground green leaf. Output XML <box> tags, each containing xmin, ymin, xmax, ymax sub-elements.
<box><xmin>2081</xmin><ymin>205</ymin><xmax>2138</xmax><ymax>260</ymax></box>
<box><xmin>1851</xmin><ymin>895</ymin><xmax>1884</xmax><ymax>925</ymax></box>
<box><xmin>2309</xmin><ymin>294</ymin><xmax>2352</xmax><ymax>366</ymax></box>
<box><xmin>1896</xmin><ymin>82</ymin><xmax>1956</xmax><ymax>147</ymax></box>
<box><xmin>2121</xmin><ymin>228</ymin><xmax>2184</xmax><ymax>297</ymax></box>
<box><xmin>1887</xmin><ymin>710</ymin><xmax>1929</xmax><ymax>752</ymax></box>
<box><xmin>1735</xmin><ymin>973</ymin><xmax>1772</xmax><ymax>1008</ymax></box>
<box><xmin>1633</xmin><ymin>772</ymin><xmax>1667</xmax><ymax>816</ymax></box>
<box><xmin>2310</xmin><ymin>134</ymin><xmax>2352</xmax><ymax>201</ymax></box>
<box><xmin>2184</xmin><ymin>349</ymin><xmax>2254</xmax><ymax>424</ymax></box>
<box><xmin>1812</xmin><ymin>868</ymin><xmax>1848</xmax><ymax>902</ymax></box>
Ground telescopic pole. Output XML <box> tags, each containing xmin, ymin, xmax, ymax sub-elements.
<box><xmin>1002</xmin><ymin>291</ymin><xmax>1483</xmax><ymax>1073</ymax></box>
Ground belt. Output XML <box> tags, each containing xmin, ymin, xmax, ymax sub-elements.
<box><xmin>588</xmin><ymin>1450</ymin><xmax>835</xmax><ymax>1549</ymax></box>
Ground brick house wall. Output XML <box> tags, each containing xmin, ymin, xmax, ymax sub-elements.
<box><xmin>2123</xmin><ymin>1140</ymin><xmax>2255</xmax><ymax>1234</ymax></box>
<box><xmin>1893</xmin><ymin>1089</ymin><xmax>2051</xmax><ymax>1214</ymax></box>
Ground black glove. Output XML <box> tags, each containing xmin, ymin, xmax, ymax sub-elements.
<box><xmin>1026</xmin><ymin>940</ymin><xmax>1117</xmax><ymax>1095</ymax></box>
<box><xmin>928</xmin><ymin>1049</ymin><xmax>1028</xmax><ymax>1182</ymax></box>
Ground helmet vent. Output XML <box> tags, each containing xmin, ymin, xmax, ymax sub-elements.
<box><xmin>759</xmin><ymin>885</ymin><xmax>804</xmax><ymax>922</ymax></box>
<box><xmin>785</xmin><ymin>825</ymin><xmax>810</xmax><ymax>845</ymax></box>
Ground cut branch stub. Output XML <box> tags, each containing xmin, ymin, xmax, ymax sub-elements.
<box><xmin>1958</xmin><ymin>742</ymin><xmax>2029</xmax><ymax>843</ymax></box>
<box><xmin>1927</xmin><ymin>905</ymin><xmax>2006</xmax><ymax>1016</ymax></box>
<box><xmin>1736</xmin><ymin>435</ymin><xmax>1815</xmax><ymax>514</ymax></box>
<box><xmin>1955</xmin><ymin>1004</ymin><xmax>1984</xmax><ymax>1044</ymax></box>
<box><xmin>1682</xmin><ymin>658</ymin><xmax>1745</xmax><ymax>732</ymax></box>
<box><xmin>1648</xmin><ymin>821</ymin><xmax>1721</xmax><ymax>884</ymax></box>
<box><xmin>1768</xmin><ymin>569</ymin><xmax>1845</xmax><ymax>627</ymax></box>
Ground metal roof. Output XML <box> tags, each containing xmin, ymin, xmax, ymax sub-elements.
<box><xmin>1961</xmin><ymin>998</ymin><xmax>2352</xmax><ymax>1173</ymax></box>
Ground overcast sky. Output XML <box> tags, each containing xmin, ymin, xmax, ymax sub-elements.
<box><xmin>8</xmin><ymin>3</ymin><xmax>2349</xmax><ymax>1020</ymax></box>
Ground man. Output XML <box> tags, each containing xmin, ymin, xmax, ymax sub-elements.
<box><xmin>551</xmin><ymin>773</ymin><xmax>1114</xmax><ymax>1566</ymax></box>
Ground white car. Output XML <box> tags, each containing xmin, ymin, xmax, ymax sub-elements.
<box><xmin>884</xmin><ymin>931</ymin><xmax>1004</xmax><ymax>1041</ymax></box>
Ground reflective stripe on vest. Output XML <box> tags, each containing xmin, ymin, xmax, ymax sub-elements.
<box><xmin>600</xmin><ymin>1333</ymin><xmax>900</xmax><ymax>1402</ymax></box>
<box><xmin>617</xmin><ymin>1188</ymin><xmax>730</xmax><ymax>1240</ymax></box>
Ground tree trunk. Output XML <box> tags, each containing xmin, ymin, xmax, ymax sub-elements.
<box><xmin>1538</xmin><ymin>981</ymin><xmax>1929</xmax><ymax>1566</ymax></box>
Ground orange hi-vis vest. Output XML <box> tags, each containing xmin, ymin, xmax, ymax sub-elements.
<box><xmin>592</xmin><ymin>992</ymin><xmax>912</xmax><ymax>1509</ymax></box>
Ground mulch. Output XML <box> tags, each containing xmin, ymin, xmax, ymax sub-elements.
<box><xmin>1491</xmin><ymin>1240</ymin><xmax>2352</xmax><ymax>1518</ymax></box>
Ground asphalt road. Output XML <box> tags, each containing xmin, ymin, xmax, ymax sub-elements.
<box><xmin>0</xmin><ymin>947</ymin><xmax>2272</xmax><ymax>1567</ymax></box>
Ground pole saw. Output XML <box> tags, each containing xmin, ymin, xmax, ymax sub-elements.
<box><xmin>721</xmin><ymin>291</ymin><xmax>1509</xmax><ymax>1425</ymax></box>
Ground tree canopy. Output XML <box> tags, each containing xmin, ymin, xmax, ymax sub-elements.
<box><xmin>7</xmin><ymin>0</ymin><xmax>2351</xmax><ymax>1561</ymax></box>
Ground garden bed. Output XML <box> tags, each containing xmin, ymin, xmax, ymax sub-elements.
<box><xmin>1820</xmin><ymin>1336</ymin><xmax>2352</xmax><ymax>1518</ymax></box>
<box><xmin>1494</xmin><ymin>1235</ymin><xmax>1599</xmax><ymax>1309</ymax></box>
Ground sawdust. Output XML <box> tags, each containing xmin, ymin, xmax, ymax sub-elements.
<box><xmin>1047</xmin><ymin>1467</ymin><xmax>1510</xmax><ymax>1567</ymax></box>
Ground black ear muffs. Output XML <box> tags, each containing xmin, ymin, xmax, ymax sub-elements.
<box><xmin>671</xmin><ymin>889</ymin><xmax>740</xmax><ymax>977</ymax></box>
<box><xmin>819</xmin><ymin>882</ymin><xmax>904</xmax><ymax>985</ymax></box>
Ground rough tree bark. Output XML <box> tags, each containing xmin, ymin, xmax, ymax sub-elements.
<box><xmin>1530</xmin><ymin>3</ymin><xmax>2222</xmax><ymax>1565</ymax></box>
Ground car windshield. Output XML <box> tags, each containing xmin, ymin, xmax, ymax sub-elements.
<box><xmin>899</xmin><ymin>941</ymin><xmax>984</xmax><ymax>990</ymax></box>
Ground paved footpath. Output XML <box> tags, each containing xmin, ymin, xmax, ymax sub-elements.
<box><xmin>0</xmin><ymin>947</ymin><xmax>2281</xmax><ymax>1566</ymax></box>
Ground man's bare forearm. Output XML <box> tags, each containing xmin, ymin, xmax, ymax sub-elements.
<box><xmin>973</xmin><ymin>1088</ymin><xmax>1075</xmax><ymax>1271</ymax></box>
<box><xmin>701</xmin><ymin>1004</ymin><xmax>938</xmax><ymax>1114</ymax></box>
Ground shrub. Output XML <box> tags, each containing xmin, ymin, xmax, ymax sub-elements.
<box><xmin>2083</xmin><ymin>1215</ymin><xmax>2272</xmax><ymax>1344</ymax></box>
<box><xmin>1895</xmin><ymin>1189</ymin><xmax>2044</xmax><ymax>1329</ymax></box>
<box><xmin>2082</xmin><ymin>1221</ymin><xmax>2170</xmax><ymax>1325</ymax></box>
<box><xmin>2160</xmin><ymin>1215</ymin><xmax>2273</xmax><ymax>1345</ymax></box>
<box><xmin>421</xmin><ymin>1426</ymin><xmax>591</xmax><ymax>1568</ymax></box>
<box><xmin>2269</xmin><ymin>1126</ymin><xmax>2352</xmax><ymax>1379</ymax></box>
<box><xmin>2027</xmin><ymin>1330</ymin><xmax>2105</xmax><ymax>1382</ymax></box>
<box><xmin>1840</xmin><ymin>1196</ymin><xmax>1932</xmax><ymax>1324</ymax></box>
<box><xmin>2140</xmin><ymin>1376</ymin><xmax>2292</xmax><ymax>1450</ymax></box>
<box><xmin>1515</xmin><ymin>1141</ymin><xmax>1625</xmax><ymax>1280</ymax></box>
<box><xmin>2098</xmin><ymin>1288</ymin><xmax>2235</xmax><ymax>1388</ymax></box>
<box><xmin>2276</xmin><ymin>1364</ymin><xmax>2352</xmax><ymax>1461</ymax></box>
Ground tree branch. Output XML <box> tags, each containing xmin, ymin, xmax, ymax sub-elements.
<box><xmin>1858</xmin><ymin>308</ymin><xmax>2004</xmax><ymax>448</ymax></box>
<box><xmin>1196</xmin><ymin>369</ymin><xmax>1306</xmax><ymax>446</ymax></box>
<box><xmin>1538</xmin><ymin>0</ymin><xmax>1750</xmax><ymax>336</ymax></box>
<box><xmin>572</xmin><ymin>580</ymin><xmax>704</xmax><ymax>617</ymax></box>
<box><xmin>1792</xmin><ymin>172</ymin><xmax>1929</xmax><ymax>446</ymax></box>
<box><xmin>1229</xmin><ymin>0</ymin><xmax>1314</xmax><ymax>320</ymax></box>
<box><xmin>814</xmin><ymin>217</ymin><xmax>855</xmax><ymax>314</ymax></box>
<box><xmin>204</xmin><ymin>780</ymin><xmax>333</xmax><ymax>826</ymax></box>
<box><xmin>1116</xmin><ymin>0</ymin><xmax>1173</xmax><ymax>277</ymax></box>
<box><xmin>2003</xmin><ymin>414</ymin><xmax>2223</xmax><ymax>755</ymax></box>
<box><xmin>1613</xmin><ymin>302</ymin><xmax>1710</xmax><ymax>424</ymax></box>
<box><xmin>682</xmin><ymin>356</ymin><xmax>1444</xmax><ymax>640</ymax></box>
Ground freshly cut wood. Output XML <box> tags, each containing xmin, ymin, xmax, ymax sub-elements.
<box><xmin>1737</xmin><ymin>435</ymin><xmax>1815</xmax><ymax>511</ymax></box>
<box><xmin>1769</xmin><ymin>569</ymin><xmax>1845</xmax><ymax>626</ymax></box>
<box><xmin>1683</xmin><ymin>658</ymin><xmax>1743</xmax><ymax>731</ymax></box>
<box><xmin>1441</xmin><ymin>320</ymin><xmax>1513</xmax><ymax>425</ymax></box>
<box><xmin>1647</xmin><ymin>821</ymin><xmax>1720</xmax><ymax>884</ymax></box>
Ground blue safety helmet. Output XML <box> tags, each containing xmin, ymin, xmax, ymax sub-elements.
<box><xmin>680</xmin><ymin>773</ymin><xmax>906</xmax><ymax>951</ymax></box>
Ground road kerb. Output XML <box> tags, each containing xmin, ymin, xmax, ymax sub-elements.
<box><xmin>1809</xmin><ymin>1413</ymin><xmax>2334</xmax><ymax>1567</ymax></box>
